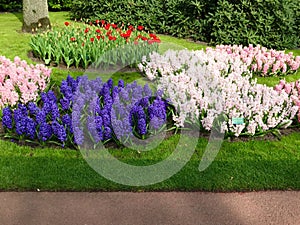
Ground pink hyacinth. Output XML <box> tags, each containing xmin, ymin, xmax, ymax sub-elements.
<box><xmin>0</xmin><ymin>55</ymin><xmax>51</xmax><ymax>108</ymax></box>
<box><xmin>284</xmin><ymin>83</ymin><xmax>292</xmax><ymax>94</ymax></box>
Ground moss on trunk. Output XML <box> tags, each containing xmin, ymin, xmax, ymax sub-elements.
<box><xmin>22</xmin><ymin>17</ymin><xmax>51</xmax><ymax>33</ymax></box>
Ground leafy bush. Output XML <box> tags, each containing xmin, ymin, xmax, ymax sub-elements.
<box><xmin>2</xmin><ymin>75</ymin><xmax>169</xmax><ymax>148</ymax></box>
<box><xmin>70</xmin><ymin>0</ymin><xmax>300</xmax><ymax>49</ymax></box>
<box><xmin>48</xmin><ymin>0</ymin><xmax>72</xmax><ymax>11</ymax></box>
<box><xmin>208</xmin><ymin>0</ymin><xmax>300</xmax><ymax>49</ymax></box>
<box><xmin>69</xmin><ymin>0</ymin><xmax>213</xmax><ymax>42</ymax></box>
<box><xmin>0</xmin><ymin>0</ymin><xmax>21</xmax><ymax>12</ymax></box>
<box><xmin>0</xmin><ymin>56</ymin><xmax>51</xmax><ymax>109</ymax></box>
<box><xmin>0</xmin><ymin>0</ymin><xmax>71</xmax><ymax>12</ymax></box>
<box><xmin>30</xmin><ymin>21</ymin><xmax>161</xmax><ymax>69</ymax></box>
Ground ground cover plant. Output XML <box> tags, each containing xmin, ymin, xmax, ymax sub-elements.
<box><xmin>30</xmin><ymin>20</ymin><xmax>161</xmax><ymax>69</ymax></box>
<box><xmin>0</xmin><ymin>12</ymin><xmax>300</xmax><ymax>191</ymax></box>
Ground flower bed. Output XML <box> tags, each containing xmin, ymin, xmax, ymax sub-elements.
<box><xmin>211</xmin><ymin>45</ymin><xmax>300</xmax><ymax>77</ymax></box>
<box><xmin>139</xmin><ymin>49</ymin><xmax>298</xmax><ymax>136</ymax></box>
<box><xmin>0</xmin><ymin>56</ymin><xmax>51</xmax><ymax>109</ymax></box>
<box><xmin>30</xmin><ymin>21</ymin><xmax>161</xmax><ymax>69</ymax></box>
<box><xmin>275</xmin><ymin>79</ymin><xmax>300</xmax><ymax>123</ymax></box>
<box><xmin>2</xmin><ymin>75</ymin><xmax>169</xmax><ymax>148</ymax></box>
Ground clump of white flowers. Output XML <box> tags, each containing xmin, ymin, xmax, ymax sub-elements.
<box><xmin>139</xmin><ymin>49</ymin><xmax>298</xmax><ymax>136</ymax></box>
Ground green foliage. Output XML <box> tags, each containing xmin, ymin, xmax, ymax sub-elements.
<box><xmin>0</xmin><ymin>0</ymin><xmax>71</xmax><ymax>12</ymax></box>
<box><xmin>48</xmin><ymin>0</ymin><xmax>72</xmax><ymax>11</ymax></box>
<box><xmin>209</xmin><ymin>0</ymin><xmax>300</xmax><ymax>50</ymax></box>
<box><xmin>0</xmin><ymin>0</ymin><xmax>21</xmax><ymax>12</ymax></box>
<box><xmin>69</xmin><ymin>0</ymin><xmax>212</xmax><ymax>42</ymax></box>
<box><xmin>70</xmin><ymin>0</ymin><xmax>300</xmax><ymax>50</ymax></box>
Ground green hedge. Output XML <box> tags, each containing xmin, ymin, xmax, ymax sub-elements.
<box><xmin>70</xmin><ymin>0</ymin><xmax>300</xmax><ymax>50</ymax></box>
<box><xmin>209</xmin><ymin>0</ymin><xmax>300</xmax><ymax>50</ymax></box>
<box><xmin>69</xmin><ymin>0</ymin><xmax>214</xmax><ymax>42</ymax></box>
<box><xmin>0</xmin><ymin>0</ymin><xmax>22</xmax><ymax>11</ymax></box>
<box><xmin>0</xmin><ymin>0</ymin><xmax>72</xmax><ymax>12</ymax></box>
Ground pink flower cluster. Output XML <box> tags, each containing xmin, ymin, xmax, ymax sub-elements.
<box><xmin>0</xmin><ymin>56</ymin><xmax>51</xmax><ymax>108</ymax></box>
<box><xmin>275</xmin><ymin>79</ymin><xmax>300</xmax><ymax>122</ymax></box>
<box><xmin>211</xmin><ymin>44</ymin><xmax>300</xmax><ymax>77</ymax></box>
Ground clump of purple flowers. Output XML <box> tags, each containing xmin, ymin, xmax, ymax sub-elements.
<box><xmin>1</xmin><ymin>75</ymin><xmax>81</xmax><ymax>147</ymax></box>
<box><xmin>72</xmin><ymin>76</ymin><xmax>169</xmax><ymax>146</ymax></box>
<box><xmin>1</xmin><ymin>75</ymin><xmax>170</xmax><ymax>148</ymax></box>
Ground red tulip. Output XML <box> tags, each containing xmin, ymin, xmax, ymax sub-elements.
<box><xmin>64</xmin><ymin>21</ymin><xmax>70</xmax><ymax>26</ymax></box>
<box><xmin>106</xmin><ymin>30</ymin><xmax>112</xmax><ymax>36</ymax></box>
<box><xmin>90</xmin><ymin>37</ymin><xmax>95</xmax><ymax>42</ymax></box>
<box><xmin>105</xmin><ymin>23</ymin><xmax>111</xmax><ymax>30</ymax></box>
<box><xmin>128</xmin><ymin>25</ymin><xmax>134</xmax><ymax>30</ymax></box>
<box><xmin>112</xmin><ymin>24</ymin><xmax>118</xmax><ymax>29</ymax></box>
<box><xmin>84</xmin><ymin>28</ymin><xmax>89</xmax><ymax>33</ymax></box>
<box><xmin>109</xmin><ymin>36</ymin><xmax>117</xmax><ymax>41</ymax></box>
<box><xmin>137</xmin><ymin>25</ymin><xmax>144</xmax><ymax>31</ymax></box>
<box><xmin>95</xmin><ymin>19</ymin><xmax>100</xmax><ymax>24</ymax></box>
<box><xmin>70</xmin><ymin>37</ymin><xmax>76</xmax><ymax>42</ymax></box>
<box><xmin>149</xmin><ymin>33</ymin><xmax>157</xmax><ymax>39</ymax></box>
<box><xmin>96</xmin><ymin>29</ymin><xmax>101</xmax><ymax>33</ymax></box>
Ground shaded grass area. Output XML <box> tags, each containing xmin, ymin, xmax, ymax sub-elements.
<box><xmin>0</xmin><ymin>12</ymin><xmax>300</xmax><ymax>191</ymax></box>
<box><xmin>0</xmin><ymin>132</ymin><xmax>299</xmax><ymax>191</ymax></box>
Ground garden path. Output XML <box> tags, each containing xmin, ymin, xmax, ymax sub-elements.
<box><xmin>0</xmin><ymin>191</ymin><xmax>299</xmax><ymax>224</ymax></box>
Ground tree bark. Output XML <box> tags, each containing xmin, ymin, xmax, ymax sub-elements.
<box><xmin>22</xmin><ymin>0</ymin><xmax>51</xmax><ymax>33</ymax></box>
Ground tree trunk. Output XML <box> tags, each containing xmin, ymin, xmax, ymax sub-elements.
<box><xmin>22</xmin><ymin>0</ymin><xmax>51</xmax><ymax>33</ymax></box>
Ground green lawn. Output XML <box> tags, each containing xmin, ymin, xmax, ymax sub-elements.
<box><xmin>0</xmin><ymin>12</ymin><xmax>300</xmax><ymax>191</ymax></box>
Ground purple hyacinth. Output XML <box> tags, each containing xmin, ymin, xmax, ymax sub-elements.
<box><xmin>51</xmin><ymin>103</ymin><xmax>60</xmax><ymax>121</ymax></box>
<box><xmin>2</xmin><ymin>107</ymin><xmax>13</xmax><ymax>129</ymax></box>
<box><xmin>60</xmin><ymin>97</ymin><xmax>70</xmax><ymax>111</ymax></box>
<box><xmin>73</xmin><ymin>127</ymin><xmax>84</xmax><ymax>145</ymax></box>
<box><xmin>48</xmin><ymin>91</ymin><xmax>57</xmax><ymax>102</ymax></box>
<box><xmin>149</xmin><ymin>98</ymin><xmax>167</xmax><ymax>121</ymax></box>
<box><xmin>52</xmin><ymin>120</ymin><xmax>67</xmax><ymax>143</ymax></box>
<box><xmin>95</xmin><ymin>115</ymin><xmax>103</xmax><ymax>141</ymax></box>
<box><xmin>27</xmin><ymin>102</ymin><xmax>39</xmax><ymax>115</ymax></box>
<box><xmin>119</xmin><ymin>89</ymin><xmax>130</xmax><ymax>102</ymax></box>
<box><xmin>17</xmin><ymin>104</ymin><xmax>28</xmax><ymax>116</ymax></box>
<box><xmin>62</xmin><ymin>114</ymin><xmax>73</xmax><ymax>133</ymax></box>
<box><xmin>103</xmin><ymin>126</ymin><xmax>112</xmax><ymax>140</ymax></box>
<box><xmin>60</xmin><ymin>80</ymin><xmax>73</xmax><ymax>101</ymax></box>
<box><xmin>143</xmin><ymin>84</ymin><xmax>152</xmax><ymax>97</ymax></box>
<box><xmin>100</xmin><ymin>83</ymin><xmax>111</xmax><ymax>98</ymax></box>
<box><xmin>102</xmin><ymin>113</ymin><xmax>111</xmax><ymax>127</ymax></box>
<box><xmin>112</xmin><ymin>86</ymin><xmax>119</xmax><ymax>100</ymax></box>
<box><xmin>87</xmin><ymin>115</ymin><xmax>101</xmax><ymax>143</ymax></box>
<box><xmin>38</xmin><ymin>122</ymin><xmax>53</xmax><ymax>141</ymax></box>
<box><xmin>137</xmin><ymin>118</ymin><xmax>147</xmax><ymax>135</ymax></box>
<box><xmin>36</xmin><ymin>109</ymin><xmax>47</xmax><ymax>124</ymax></box>
<box><xmin>25</xmin><ymin>117</ymin><xmax>37</xmax><ymax>139</ymax></box>
<box><xmin>118</xmin><ymin>79</ymin><xmax>125</xmax><ymax>88</ymax></box>
<box><xmin>14</xmin><ymin>109</ymin><xmax>26</xmax><ymax>135</ymax></box>
<box><xmin>66</xmin><ymin>75</ymin><xmax>79</xmax><ymax>93</ymax></box>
